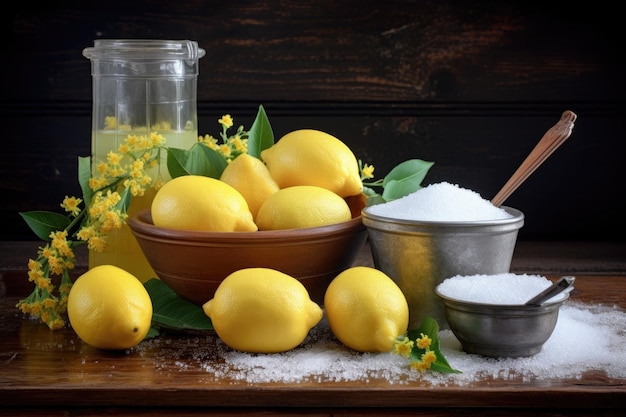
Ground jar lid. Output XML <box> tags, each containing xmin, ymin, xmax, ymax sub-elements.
<box><xmin>82</xmin><ymin>39</ymin><xmax>206</xmax><ymax>61</ymax></box>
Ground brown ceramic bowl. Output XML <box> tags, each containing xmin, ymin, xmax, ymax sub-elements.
<box><xmin>128</xmin><ymin>198</ymin><xmax>368</xmax><ymax>306</ymax></box>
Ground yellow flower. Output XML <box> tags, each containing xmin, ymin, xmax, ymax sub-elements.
<box><xmin>416</xmin><ymin>333</ymin><xmax>432</xmax><ymax>349</ymax></box>
<box><xmin>393</xmin><ymin>337</ymin><xmax>414</xmax><ymax>358</ymax></box>
<box><xmin>361</xmin><ymin>163</ymin><xmax>375</xmax><ymax>180</ymax></box>
<box><xmin>61</xmin><ymin>196</ymin><xmax>82</xmax><ymax>217</ymax></box>
<box><xmin>231</xmin><ymin>136</ymin><xmax>247</xmax><ymax>152</ymax></box>
<box><xmin>27</xmin><ymin>267</ymin><xmax>44</xmax><ymax>284</ymax></box>
<box><xmin>107</xmin><ymin>150</ymin><xmax>121</xmax><ymax>165</ymax></box>
<box><xmin>422</xmin><ymin>350</ymin><xmax>437</xmax><ymax>364</ymax></box>
<box><xmin>410</xmin><ymin>360</ymin><xmax>431</xmax><ymax>372</ymax></box>
<box><xmin>219</xmin><ymin>114</ymin><xmax>234</xmax><ymax>128</ymax></box>
<box><xmin>87</xmin><ymin>236</ymin><xmax>107</xmax><ymax>252</ymax></box>
<box><xmin>199</xmin><ymin>134</ymin><xmax>219</xmax><ymax>149</ymax></box>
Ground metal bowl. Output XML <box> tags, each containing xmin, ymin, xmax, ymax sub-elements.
<box><xmin>435</xmin><ymin>284</ymin><xmax>569</xmax><ymax>358</ymax></box>
<box><xmin>362</xmin><ymin>206</ymin><xmax>524</xmax><ymax>329</ymax></box>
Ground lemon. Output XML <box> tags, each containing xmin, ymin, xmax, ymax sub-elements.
<box><xmin>255</xmin><ymin>185</ymin><xmax>352</xmax><ymax>230</ymax></box>
<box><xmin>202</xmin><ymin>268</ymin><xmax>323</xmax><ymax>353</ymax></box>
<box><xmin>324</xmin><ymin>266</ymin><xmax>409</xmax><ymax>352</ymax></box>
<box><xmin>151</xmin><ymin>175</ymin><xmax>257</xmax><ymax>232</ymax></box>
<box><xmin>219</xmin><ymin>154</ymin><xmax>280</xmax><ymax>220</ymax></box>
<box><xmin>67</xmin><ymin>265</ymin><xmax>153</xmax><ymax>350</ymax></box>
<box><xmin>261</xmin><ymin>129</ymin><xmax>363</xmax><ymax>198</ymax></box>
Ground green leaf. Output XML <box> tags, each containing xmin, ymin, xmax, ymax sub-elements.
<box><xmin>248</xmin><ymin>104</ymin><xmax>275</xmax><ymax>159</ymax></box>
<box><xmin>362</xmin><ymin>186</ymin><xmax>386</xmax><ymax>206</ymax></box>
<box><xmin>407</xmin><ymin>317</ymin><xmax>461</xmax><ymax>374</ymax></box>
<box><xmin>78</xmin><ymin>156</ymin><xmax>94</xmax><ymax>207</ymax></box>
<box><xmin>381</xmin><ymin>159</ymin><xmax>434</xmax><ymax>201</ymax></box>
<box><xmin>381</xmin><ymin>179</ymin><xmax>424</xmax><ymax>201</ymax></box>
<box><xmin>144</xmin><ymin>278</ymin><xmax>213</xmax><ymax>331</ymax></box>
<box><xmin>19</xmin><ymin>211</ymin><xmax>71</xmax><ymax>241</ymax></box>
<box><xmin>167</xmin><ymin>144</ymin><xmax>228</xmax><ymax>179</ymax></box>
<box><xmin>144</xmin><ymin>326</ymin><xmax>160</xmax><ymax>340</ymax></box>
<box><xmin>115</xmin><ymin>186</ymin><xmax>132</xmax><ymax>214</ymax></box>
<box><xmin>165</xmin><ymin>147</ymin><xmax>189</xmax><ymax>178</ymax></box>
<box><xmin>382</xmin><ymin>159</ymin><xmax>434</xmax><ymax>188</ymax></box>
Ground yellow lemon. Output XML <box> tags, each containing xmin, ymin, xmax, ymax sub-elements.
<box><xmin>67</xmin><ymin>265</ymin><xmax>153</xmax><ymax>350</ymax></box>
<box><xmin>219</xmin><ymin>153</ymin><xmax>280</xmax><ymax>220</ymax></box>
<box><xmin>255</xmin><ymin>185</ymin><xmax>351</xmax><ymax>230</ymax></box>
<box><xmin>324</xmin><ymin>266</ymin><xmax>409</xmax><ymax>352</ymax></box>
<box><xmin>260</xmin><ymin>129</ymin><xmax>363</xmax><ymax>198</ymax></box>
<box><xmin>203</xmin><ymin>268</ymin><xmax>323</xmax><ymax>353</ymax></box>
<box><xmin>151</xmin><ymin>175</ymin><xmax>257</xmax><ymax>232</ymax></box>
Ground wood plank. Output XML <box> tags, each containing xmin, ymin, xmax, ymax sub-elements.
<box><xmin>1</xmin><ymin>274</ymin><xmax>625</xmax><ymax>411</ymax></box>
<box><xmin>2</xmin><ymin>1</ymin><xmax>622</xmax><ymax>101</ymax></box>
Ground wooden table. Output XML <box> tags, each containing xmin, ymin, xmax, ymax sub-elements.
<box><xmin>1</xmin><ymin>241</ymin><xmax>625</xmax><ymax>416</ymax></box>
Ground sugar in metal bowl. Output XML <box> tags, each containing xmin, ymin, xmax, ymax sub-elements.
<box><xmin>435</xmin><ymin>274</ymin><xmax>572</xmax><ymax>358</ymax></box>
<box><xmin>362</xmin><ymin>205</ymin><xmax>524</xmax><ymax>329</ymax></box>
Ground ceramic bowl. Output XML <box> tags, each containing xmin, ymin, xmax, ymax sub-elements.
<box><xmin>435</xmin><ymin>275</ymin><xmax>570</xmax><ymax>358</ymax></box>
<box><xmin>128</xmin><ymin>200</ymin><xmax>368</xmax><ymax>306</ymax></box>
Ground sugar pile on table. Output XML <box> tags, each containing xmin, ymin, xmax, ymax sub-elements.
<box><xmin>140</xmin><ymin>301</ymin><xmax>626</xmax><ymax>385</ymax></box>
<box><xmin>437</xmin><ymin>273</ymin><xmax>566</xmax><ymax>304</ymax></box>
<box><xmin>366</xmin><ymin>181</ymin><xmax>512</xmax><ymax>221</ymax></box>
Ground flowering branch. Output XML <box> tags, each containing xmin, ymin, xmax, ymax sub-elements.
<box><xmin>16</xmin><ymin>114</ymin><xmax>254</xmax><ymax>330</ymax></box>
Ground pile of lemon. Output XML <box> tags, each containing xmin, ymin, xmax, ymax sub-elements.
<box><xmin>67</xmin><ymin>129</ymin><xmax>410</xmax><ymax>355</ymax></box>
<box><xmin>151</xmin><ymin>129</ymin><xmax>363</xmax><ymax>232</ymax></box>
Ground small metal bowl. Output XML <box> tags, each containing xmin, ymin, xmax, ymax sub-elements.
<box><xmin>435</xmin><ymin>279</ymin><xmax>569</xmax><ymax>358</ymax></box>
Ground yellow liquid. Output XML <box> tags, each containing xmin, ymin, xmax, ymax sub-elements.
<box><xmin>89</xmin><ymin>129</ymin><xmax>198</xmax><ymax>282</ymax></box>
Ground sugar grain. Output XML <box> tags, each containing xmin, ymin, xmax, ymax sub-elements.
<box><xmin>436</xmin><ymin>273</ymin><xmax>567</xmax><ymax>304</ymax></box>
<box><xmin>136</xmin><ymin>301</ymin><xmax>626</xmax><ymax>386</ymax></box>
<box><xmin>366</xmin><ymin>182</ymin><xmax>512</xmax><ymax>221</ymax></box>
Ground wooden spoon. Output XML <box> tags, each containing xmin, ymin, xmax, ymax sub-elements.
<box><xmin>491</xmin><ymin>110</ymin><xmax>577</xmax><ymax>207</ymax></box>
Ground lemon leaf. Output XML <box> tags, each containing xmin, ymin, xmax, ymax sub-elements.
<box><xmin>144</xmin><ymin>278</ymin><xmax>213</xmax><ymax>331</ymax></box>
<box><xmin>382</xmin><ymin>159</ymin><xmax>434</xmax><ymax>188</ymax></box>
<box><xmin>78</xmin><ymin>156</ymin><xmax>94</xmax><ymax>208</ymax></box>
<box><xmin>144</xmin><ymin>326</ymin><xmax>160</xmax><ymax>340</ymax></box>
<box><xmin>380</xmin><ymin>159</ymin><xmax>434</xmax><ymax>201</ymax></box>
<box><xmin>248</xmin><ymin>104</ymin><xmax>275</xmax><ymax>159</ymax></box>
<box><xmin>166</xmin><ymin>144</ymin><xmax>228</xmax><ymax>179</ymax></box>
<box><xmin>115</xmin><ymin>186</ymin><xmax>132</xmax><ymax>214</ymax></box>
<box><xmin>19</xmin><ymin>211</ymin><xmax>71</xmax><ymax>241</ymax></box>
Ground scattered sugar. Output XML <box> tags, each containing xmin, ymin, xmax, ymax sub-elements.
<box><xmin>136</xmin><ymin>301</ymin><xmax>626</xmax><ymax>385</ymax></box>
<box><xmin>365</xmin><ymin>181</ymin><xmax>512</xmax><ymax>221</ymax></box>
<box><xmin>436</xmin><ymin>273</ymin><xmax>567</xmax><ymax>304</ymax></box>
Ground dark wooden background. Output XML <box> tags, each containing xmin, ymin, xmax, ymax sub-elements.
<box><xmin>2</xmin><ymin>1</ymin><xmax>624</xmax><ymax>243</ymax></box>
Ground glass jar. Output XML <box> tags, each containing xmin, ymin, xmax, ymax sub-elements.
<box><xmin>82</xmin><ymin>39</ymin><xmax>205</xmax><ymax>282</ymax></box>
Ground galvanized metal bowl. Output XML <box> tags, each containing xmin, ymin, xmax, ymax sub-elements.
<box><xmin>435</xmin><ymin>283</ymin><xmax>569</xmax><ymax>358</ymax></box>
<box><xmin>361</xmin><ymin>206</ymin><xmax>524</xmax><ymax>329</ymax></box>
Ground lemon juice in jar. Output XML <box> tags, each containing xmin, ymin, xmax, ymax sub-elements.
<box><xmin>83</xmin><ymin>40</ymin><xmax>205</xmax><ymax>282</ymax></box>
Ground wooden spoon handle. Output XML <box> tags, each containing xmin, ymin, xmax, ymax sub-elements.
<box><xmin>491</xmin><ymin>110</ymin><xmax>577</xmax><ymax>207</ymax></box>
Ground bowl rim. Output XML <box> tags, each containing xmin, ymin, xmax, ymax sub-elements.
<box><xmin>361</xmin><ymin>205</ymin><xmax>524</xmax><ymax>227</ymax></box>
<box><xmin>128</xmin><ymin>208</ymin><xmax>365</xmax><ymax>242</ymax></box>
<box><xmin>434</xmin><ymin>287</ymin><xmax>570</xmax><ymax>309</ymax></box>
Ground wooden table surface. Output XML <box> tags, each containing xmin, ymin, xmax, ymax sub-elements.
<box><xmin>1</xmin><ymin>241</ymin><xmax>625</xmax><ymax>416</ymax></box>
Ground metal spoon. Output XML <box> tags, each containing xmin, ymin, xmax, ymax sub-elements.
<box><xmin>525</xmin><ymin>276</ymin><xmax>576</xmax><ymax>306</ymax></box>
<box><xmin>491</xmin><ymin>110</ymin><xmax>577</xmax><ymax>207</ymax></box>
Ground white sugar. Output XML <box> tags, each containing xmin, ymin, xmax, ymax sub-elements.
<box><xmin>436</xmin><ymin>273</ymin><xmax>564</xmax><ymax>304</ymax></box>
<box><xmin>366</xmin><ymin>181</ymin><xmax>512</xmax><ymax>221</ymax></box>
<box><xmin>135</xmin><ymin>302</ymin><xmax>626</xmax><ymax>385</ymax></box>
